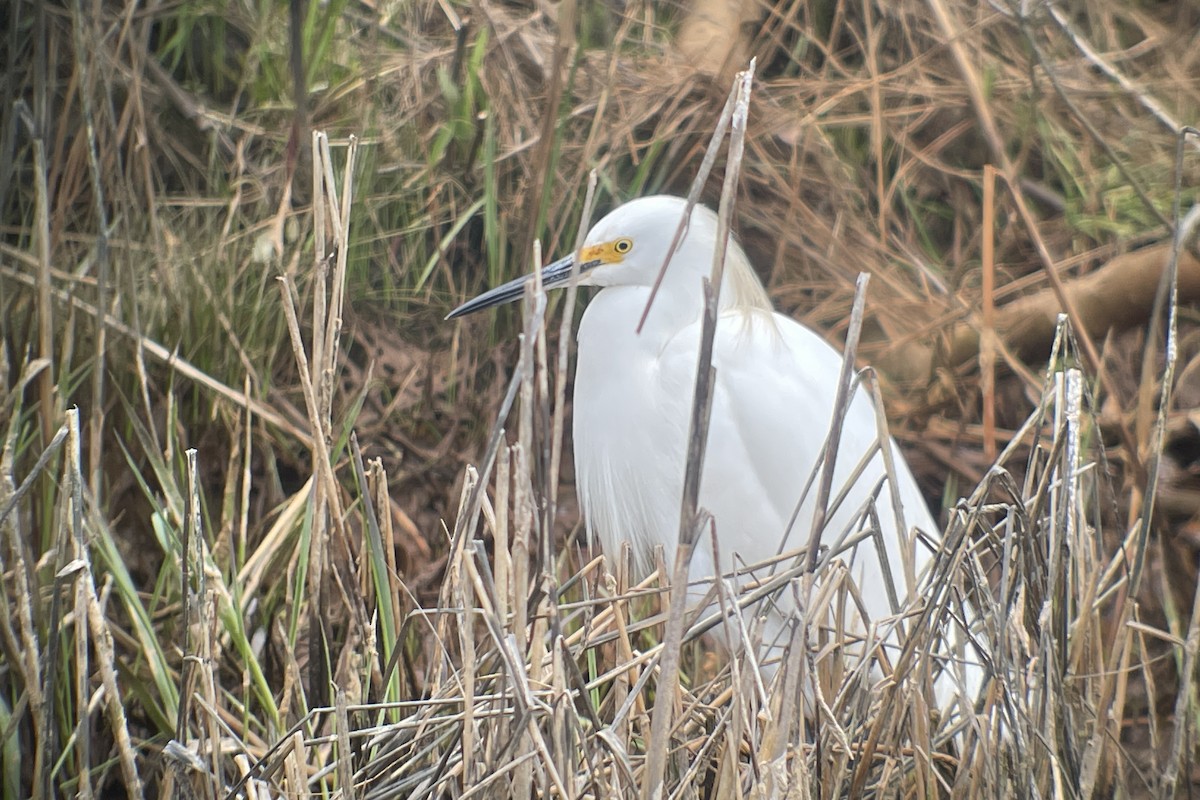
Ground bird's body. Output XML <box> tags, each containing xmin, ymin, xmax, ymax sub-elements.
<box><xmin>450</xmin><ymin>195</ymin><xmax>978</xmax><ymax>709</ymax></box>
<box><xmin>571</xmin><ymin>220</ymin><xmax>936</xmax><ymax>590</ymax></box>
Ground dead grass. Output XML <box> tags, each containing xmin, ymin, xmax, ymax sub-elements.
<box><xmin>2</xmin><ymin>0</ymin><xmax>1200</xmax><ymax>796</ymax></box>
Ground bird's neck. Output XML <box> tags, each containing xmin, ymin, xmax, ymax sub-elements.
<box><xmin>647</xmin><ymin>257</ymin><xmax>770</xmax><ymax>332</ymax></box>
<box><xmin>578</xmin><ymin>274</ymin><xmax>748</xmax><ymax>351</ymax></box>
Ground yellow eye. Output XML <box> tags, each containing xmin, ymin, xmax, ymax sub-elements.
<box><xmin>613</xmin><ymin>238</ymin><xmax>633</xmax><ymax>254</ymax></box>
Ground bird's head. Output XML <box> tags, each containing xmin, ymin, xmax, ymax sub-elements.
<box><xmin>447</xmin><ymin>195</ymin><xmax>769</xmax><ymax>319</ymax></box>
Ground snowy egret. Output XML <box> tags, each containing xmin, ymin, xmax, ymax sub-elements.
<box><xmin>449</xmin><ymin>195</ymin><xmax>979</xmax><ymax>708</ymax></box>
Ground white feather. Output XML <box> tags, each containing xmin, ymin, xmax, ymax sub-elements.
<box><xmin>569</xmin><ymin>196</ymin><xmax>980</xmax><ymax>709</ymax></box>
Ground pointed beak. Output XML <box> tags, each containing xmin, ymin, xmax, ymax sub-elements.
<box><xmin>446</xmin><ymin>253</ymin><xmax>597</xmax><ymax>320</ymax></box>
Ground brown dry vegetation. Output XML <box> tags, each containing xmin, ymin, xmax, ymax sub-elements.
<box><xmin>3</xmin><ymin>0</ymin><xmax>1200</xmax><ymax>796</ymax></box>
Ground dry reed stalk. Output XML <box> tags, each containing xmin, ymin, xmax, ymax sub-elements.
<box><xmin>512</xmin><ymin>442</ymin><xmax>532</xmax><ymax>657</ymax></box>
<box><xmin>548</xmin><ymin>170</ymin><xmax>599</xmax><ymax>527</ymax></box>
<box><xmin>65</xmin><ymin>411</ymin><xmax>94</xmax><ymax>800</ymax></box>
<box><xmin>39</xmin><ymin>410</ymin><xmax>89</xmax><ymax>800</ymax></box>
<box><xmin>284</xmin><ymin>730</ymin><xmax>306</xmax><ymax>798</ymax></box>
<box><xmin>275</xmin><ymin>131</ymin><xmax>358</xmax><ymax>716</ymax></box>
<box><xmin>982</xmin><ymin>164</ymin><xmax>998</xmax><ymax>462</ymax></box>
<box><xmin>335</xmin><ymin>691</ymin><xmax>355</xmax><ymax>800</ymax></box>
<box><xmin>433</xmin><ymin>466</ymin><xmax>476</xmax><ymax>698</ymax></box>
<box><xmin>81</xmin><ymin>535</ymin><xmax>143</xmax><ymax>797</ymax></box>
<box><xmin>32</xmin><ymin>134</ymin><xmax>55</xmax><ymax>451</ymax></box>
<box><xmin>457</xmin><ymin>541</ymin><xmax>478</xmax><ymax>789</ymax></box>
<box><xmin>495</xmin><ymin>444</ymin><xmax>511</xmax><ymax>630</ymax></box>
<box><xmin>1151</xmin><ymin>130</ymin><xmax>1200</xmax><ymax>797</ymax></box>
<box><xmin>643</xmin><ymin>62</ymin><xmax>757</xmax><ymax>800</ymax></box>
<box><xmin>4</xmin><ymin>426</ymin><xmax>56</xmax><ymax>799</ymax></box>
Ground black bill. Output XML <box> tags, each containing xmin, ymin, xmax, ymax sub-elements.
<box><xmin>446</xmin><ymin>253</ymin><xmax>598</xmax><ymax>319</ymax></box>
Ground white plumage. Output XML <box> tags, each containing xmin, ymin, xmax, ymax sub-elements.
<box><xmin>450</xmin><ymin>195</ymin><xmax>979</xmax><ymax>710</ymax></box>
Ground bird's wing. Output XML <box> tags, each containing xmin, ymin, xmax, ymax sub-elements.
<box><xmin>655</xmin><ymin>310</ymin><xmax>936</xmax><ymax>610</ymax></box>
<box><xmin>654</xmin><ymin>308</ymin><xmax>979</xmax><ymax>709</ymax></box>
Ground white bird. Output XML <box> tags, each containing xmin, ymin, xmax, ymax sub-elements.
<box><xmin>450</xmin><ymin>195</ymin><xmax>980</xmax><ymax>712</ymax></box>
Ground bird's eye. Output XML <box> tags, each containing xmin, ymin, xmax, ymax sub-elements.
<box><xmin>613</xmin><ymin>238</ymin><xmax>633</xmax><ymax>254</ymax></box>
